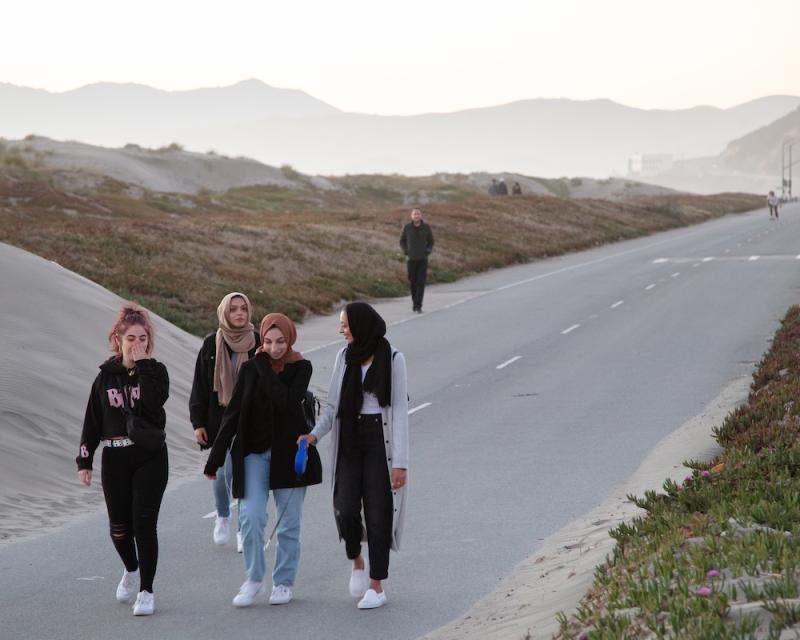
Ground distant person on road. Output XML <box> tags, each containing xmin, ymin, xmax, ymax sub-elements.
<box><xmin>204</xmin><ymin>313</ymin><xmax>321</xmax><ymax>608</ymax></box>
<box><xmin>76</xmin><ymin>302</ymin><xmax>169</xmax><ymax>616</ymax></box>
<box><xmin>767</xmin><ymin>191</ymin><xmax>780</xmax><ymax>219</ymax></box>
<box><xmin>298</xmin><ymin>302</ymin><xmax>408</xmax><ymax>610</ymax></box>
<box><xmin>399</xmin><ymin>208</ymin><xmax>434</xmax><ymax>313</ymax></box>
<box><xmin>512</xmin><ymin>181</ymin><xmax>522</xmax><ymax>195</ymax></box>
<box><xmin>190</xmin><ymin>292</ymin><xmax>260</xmax><ymax>551</ymax></box>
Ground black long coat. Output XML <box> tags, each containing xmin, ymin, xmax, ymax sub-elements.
<box><xmin>188</xmin><ymin>331</ymin><xmax>260</xmax><ymax>448</ymax></box>
<box><xmin>204</xmin><ymin>354</ymin><xmax>322</xmax><ymax>495</ymax></box>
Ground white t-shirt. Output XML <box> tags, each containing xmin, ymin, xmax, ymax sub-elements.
<box><xmin>360</xmin><ymin>363</ymin><xmax>382</xmax><ymax>414</ymax></box>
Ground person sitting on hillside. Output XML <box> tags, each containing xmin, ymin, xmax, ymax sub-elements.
<box><xmin>767</xmin><ymin>191</ymin><xmax>780</xmax><ymax>220</ymax></box>
<box><xmin>511</xmin><ymin>181</ymin><xmax>522</xmax><ymax>195</ymax></box>
<box><xmin>497</xmin><ymin>178</ymin><xmax>509</xmax><ymax>196</ymax></box>
<box><xmin>488</xmin><ymin>179</ymin><xmax>498</xmax><ymax>196</ymax></box>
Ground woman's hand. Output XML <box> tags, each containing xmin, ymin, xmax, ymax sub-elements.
<box><xmin>194</xmin><ymin>427</ymin><xmax>208</xmax><ymax>446</ymax></box>
<box><xmin>78</xmin><ymin>469</ymin><xmax>92</xmax><ymax>486</ymax></box>
<box><xmin>297</xmin><ymin>434</ymin><xmax>317</xmax><ymax>446</ymax></box>
<box><xmin>130</xmin><ymin>341</ymin><xmax>148</xmax><ymax>362</ymax></box>
<box><xmin>391</xmin><ymin>468</ymin><xmax>406</xmax><ymax>490</ymax></box>
<box><xmin>204</xmin><ymin>473</ymin><xmax>216</xmax><ymax>480</ymax></box>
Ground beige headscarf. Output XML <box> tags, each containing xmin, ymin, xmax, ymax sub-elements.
<box><xmin>213</xmin><ymin>292</ymin><xmax>256</xmax><ymax>406</ymax></box>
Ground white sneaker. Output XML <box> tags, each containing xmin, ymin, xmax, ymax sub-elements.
<box><xmin>116</xmin><ymin>569</ymin><xmax>139</xmax><ymax>602</ymax></box>
<box><xmin>358</xmin><ymin>588</ymin><xmax>387</xmax><ymax>609</ymax></box>
<box><xmin>213</xmin><ymin>516</ymin><xmax>230</xmax><ymax>545</ymax></box>
<box><xmin>132</xmin><ymin>590</ymin><xmax>155</xmax><ymax>616</ymax></box>
<box><xmin>232</xmin><ymin>580</ymin><xmax>263</xmax><ymax>607</ymax></box>
<box><xmin>236</xmin><ymin>531</ymin><xmax>243</xmax><ymax>553</ymax></box>
<box><xmin>348</xmin><ymin>558</ymin><xmax>369</xmax><ymax>598</ymax></box>
<box><xmin>269</xmin><ymin>584</ymin><xmax>293</xmax><ymax>605</ymax></box>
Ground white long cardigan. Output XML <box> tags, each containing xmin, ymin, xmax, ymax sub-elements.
<box><xmin>310</xmin><ymin>346</ymin><xmax>409</xmax><ymax>550</ymax></box>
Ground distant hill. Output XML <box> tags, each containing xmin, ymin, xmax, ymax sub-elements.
<box><xmin>0</xmin><ymin>80</ymin><xmax>798</xmax><ymax>177</ymax></box>
<box><xmin>636</xmin><ymin>106</ymin><xmax>800</xmax><ymax>195</ymax></box>
<box><xmin>0</xmin><ymin>78</ymin><xmax>339</xmax><ymax>138</ymax></box>
<box><xmin>721</xmin><ymin>107</ymin><xmax>800</xmax><ymax>175</ymax></box>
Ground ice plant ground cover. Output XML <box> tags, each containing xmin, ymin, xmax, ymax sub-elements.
<box><xmin>556</xmin><ymin>306</ymin><xmax>800</xmax><ymax>639</ymax></box>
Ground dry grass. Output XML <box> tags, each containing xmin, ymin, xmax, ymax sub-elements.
<box><xmin>0</xmin><ymin>162</ymin><xmax>762</xmax><ymax>336</ymax></box>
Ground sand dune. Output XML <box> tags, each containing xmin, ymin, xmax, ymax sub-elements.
<box><xmin>0</xmin><ymin>242</ymin><xmax>202</xmax><ymax>543</ymax></box>
<box><xmin>4</xmin><ymin>137</ymin><xmax>305</xmax><ymax>194</ymax></box>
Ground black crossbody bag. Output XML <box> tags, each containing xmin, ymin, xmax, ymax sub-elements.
<box><xmin>116</xmin><ymin>375</ymin><xmax>166</xmax><ymax>451</ymax></box>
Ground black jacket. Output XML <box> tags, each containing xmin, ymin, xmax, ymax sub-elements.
<box><xmin>77</xmin><ymin>357</ymin><xmax>169</xmax><ymax>470</ymax></box>
<box><xmin>189</xmin><ymin>331</ymin><xmax>260</xmax><ymax>449</ymax></box>
<box><xmin>400</xmin><ymin>221</ymin><xmax>434</xmax><ymax>261</ymax></box>
<box><xmin>204</xmin><ymin>355</ymin><xmax>322</xmax><ymax>494</ymax></box>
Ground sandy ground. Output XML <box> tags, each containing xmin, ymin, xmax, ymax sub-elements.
<box><xmin>0</xmin><ymin>242</ymin><xmax>202</xmax><ymax>543</ymax></box>
<box><xmin>420</xmin><ymin>376</ymin><xmax>750</xmax><ymax>640</ymax></box>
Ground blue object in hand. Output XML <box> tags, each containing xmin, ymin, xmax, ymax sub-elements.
<box><xmin>294</xmin><ymin>439</ymin><xmax>309</xmax><ymax>476</ymax></box>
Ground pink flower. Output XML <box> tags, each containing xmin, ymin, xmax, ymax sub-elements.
<box><xmin>684</xmin><ymin>475</ymin><xmax>692</xmax><ymax>483</ymax></box>
<box><xmin>578</xmin><ymin>633</ymin><xmax>588</xmax><ymax>640</ymax></box>
<box><xmin>705</xmin><ymin>569</ymin><xmax>720</xmax><ymax>578</ymax></box>
<box><xmin>701</xmin><ymin>470</ymin><xmax>711</xmax><ymax>478</ymax></box>
<box><xmin>695</xmin><ymin>586</ymin><xmax>712</xmax><ymax>597</ymax></box>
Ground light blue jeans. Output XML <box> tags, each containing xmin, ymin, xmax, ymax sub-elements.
<box><xmin>241</xmin><ymin>450</ymin><xmax>306</xmax><ymax>586</ymax></box>
<box><xmin>213</xmin><ymin>450</ymin><xmax>235</xmax><ymax>520</ymax></box>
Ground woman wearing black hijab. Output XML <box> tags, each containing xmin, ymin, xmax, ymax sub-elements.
<box><xmin>298</xmin><ymin>302</ymin><xmax>408</xmax><ymax>610</ymax></box>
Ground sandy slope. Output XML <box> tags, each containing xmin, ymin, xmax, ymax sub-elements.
<box><xmin>5</xmin><ymin>137</ymin><xmax>303</xmax><ymax>194</ymax></box>
<box><xmin>0</xmin><ymin>242</ymin><xmax>201</xmax><ymax>543</ymax></box>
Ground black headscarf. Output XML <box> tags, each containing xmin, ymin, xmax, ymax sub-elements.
<box><xmin>337</xmin><ymin>302</ymin><xmax>392</xmax><ymax>424</ymax></box>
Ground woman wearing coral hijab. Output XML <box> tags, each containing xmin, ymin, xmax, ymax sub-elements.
<box><xmin>190</xmin><ymin>292</ymin><xmax>260</xmax><ymax>550</ymax></box>
<box><xmin>298</xmin><ymin>301</ymin><xmax>409</xmax><ymax>610</ymax></box>
<box><xmin>205</xmin><ymin>313</ymin><xmax>321</xmax><ymax>607</ymax></box>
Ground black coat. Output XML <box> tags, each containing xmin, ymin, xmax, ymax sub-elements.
<box><xmin>189</xmin><ymin>331</ymin><xmax>260</xmax><ymax>449</ymax></box>
<box><xmin>204</xmin><ymin>355</ymin><xmax>322</xmax><ymax>495</ymax></box>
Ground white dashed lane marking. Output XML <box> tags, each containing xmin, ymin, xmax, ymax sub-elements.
<box><xmin>408</xmin><ymin>402</ymin><xmax>432</xmax><ymax>415</ymax></box>
<box><xmin>496</xmin><ymin>356</ymin><xmax>522</xmax><ymax>370</ymax></box>
<box><xmin>561</xmin><ymin>324</ymin><xmax>580</xmax><ymax>335</ymax></box>
<box><xmin>610</xmin><ymin>300</ymin><xmax>624</xmax><ymax>309</ymax></box>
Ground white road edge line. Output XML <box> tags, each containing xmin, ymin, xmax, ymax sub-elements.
<box><xmin>561</xmin><ymin>324</ymin><xmax>580</xmax><ymax>335</ymax></box>
<box><xmin>652</xmin><ymin>258</ymin><xmax>669</xmax><ymax>264</ymax></box>
<box><xmin>748</xmin><ymin>255</ymin><xmax>760</xmax><ymax>261</ymax></box>
<box><xmin>496</xmin><ymin>355</ymin><xmax>522</xmax><ymax>370</ymax></box>
<box><xmin>408</xmin><ymin>402</ymin><xmax>432</xmax><ymax>415</ymax></box>
<box><xmin>610</xmin><ymin>300</ymin><xmax>624</xmax><ymax>309</ymax></box>
<box><xmin>702</xmin><ymin>257</ymin><xmax>713</xmax><ymax>262</ymax></box>
<box><xmin>645</xmin><ymin>284</ymin><xmax>656</xmax><ymax>290</ymax></box>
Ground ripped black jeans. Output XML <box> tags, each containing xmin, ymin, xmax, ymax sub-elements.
<box><xmin>101</xmin><ymin>445</ymin><xmax>168</xmax><ymax>593</ymax></box>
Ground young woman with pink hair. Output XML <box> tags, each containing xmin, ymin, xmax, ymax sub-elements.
<box><xmin>76</xmin><ymin>302</ymin><xmax>169</xmax><ymax>616</ymax></box>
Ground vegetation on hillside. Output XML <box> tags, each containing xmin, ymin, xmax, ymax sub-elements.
<box><xmin>0</xmin><ymin>148</ymin><xmax>762</xmax><ymax>336</ymax></box>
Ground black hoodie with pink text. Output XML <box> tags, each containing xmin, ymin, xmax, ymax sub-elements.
<box><xmin>76</xmin><ymin>357</ymin><xmax>169</xmax><ymax>470</ymax></box>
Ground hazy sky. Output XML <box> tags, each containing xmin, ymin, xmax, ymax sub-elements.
<box><xmin>4</xmin><ymin>0</ymin><xmax>798</xmax><ymax>115</ymax></box>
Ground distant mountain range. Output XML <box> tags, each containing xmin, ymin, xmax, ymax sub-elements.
<box><xmin>1</xmin><ymin>79</ymin><xmax>798</xmax><ymax>178</ymax></box>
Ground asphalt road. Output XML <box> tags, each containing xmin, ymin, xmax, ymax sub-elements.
<box><xmin>2</xmin><ymin>203</ymin><xmax>799</xmax><ymax>640</ymax></box>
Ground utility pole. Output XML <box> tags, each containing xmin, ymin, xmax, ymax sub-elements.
<box><xmin>783</xmin><ymin>138</ymin><xmax>799</xmax><ymax>200</ymax></box>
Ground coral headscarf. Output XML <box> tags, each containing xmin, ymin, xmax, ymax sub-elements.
<box><xmin>257</xmin><ymin>313</ymin><xmax>304</xmax><ymax>373</ymax></box>
<box><xmin>213</xmin><ymin>292</ymin><xmax>255</xmax><ymax>406</ymax></box>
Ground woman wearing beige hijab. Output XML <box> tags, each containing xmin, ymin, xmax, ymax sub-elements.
<box><xmin>190</xmin><ymin>292</ymin><xmax>260</xmax><ymax>549</ymax></box>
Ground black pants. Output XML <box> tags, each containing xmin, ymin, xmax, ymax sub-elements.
<box><xmin>333</xmin><ymin>414</ymin><xmax>393</xmax><ymax>581</ymax></box>
<box><xmin>407</xmin><ymin>259</ymin><xmax>428</xmax><ymax>310</ymax></box>
<box><xmin>101</xmin><ymin>445</ymin><xmax>168</xmax><ymax>593</ymax></box>
<box><xmin>769</xmin><ymin>205</ymin><xmax>779</xmax><ymax>218</ymax></box>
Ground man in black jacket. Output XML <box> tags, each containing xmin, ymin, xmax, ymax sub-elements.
<box><xmin>399</xmin><ymin>208</ymin><xmax>434</xmax><ymax>313</ymax></box>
